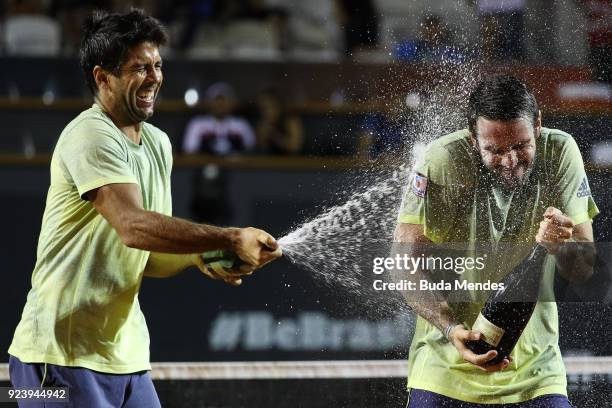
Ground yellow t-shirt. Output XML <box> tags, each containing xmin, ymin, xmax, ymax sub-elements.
<box><xmin>9</xmin><ymin>104</ymin><xmax>173</xmax><ymax>374</ymax></box>
<box><xmin>398</xmin><ymin>128</ymin><xmax>598</xmax><ymax>403</ymax></box>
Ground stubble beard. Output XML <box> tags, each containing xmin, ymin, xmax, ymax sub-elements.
<box><xmin>493</xmin><ymin>161</ymin><xmax>533</xmax><ymax>189</ymax></box>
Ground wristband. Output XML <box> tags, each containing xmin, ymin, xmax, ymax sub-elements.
<box><xmin>443</xmin><ymin>323</ymin><xmax>460</xmax><ymax>342</ymax></box>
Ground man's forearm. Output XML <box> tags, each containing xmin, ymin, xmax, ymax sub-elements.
<box><xmin>123</xmin><ymin>210</ymin><xmax>237</xmax><ymax>254</ymax></box>
<box><xmin>144</xmin><ymin>252</ymin><xmax>195</xmax><ymax>278</ymax></box>
<box><xmin>390</xmin><ymin>243</ymin><xmax>458</xmax><ymax>332</ymax></box>
<box><xmin>403</xmin><ymin>297</ymin><xmax>457</xmax><ymax>333</ymax></box>
<box><xmin>392</xmin><ymin>273</ymin><xmax>457</xmax><ymax>332</ymax></box>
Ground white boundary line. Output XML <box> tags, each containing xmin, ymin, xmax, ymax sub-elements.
<box><xmin>1</xmin><ymin>357</ymin><xmax>611</xmax><ymax>381</ymax></box>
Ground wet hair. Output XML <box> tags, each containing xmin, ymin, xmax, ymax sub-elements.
<box><xmin>467</xmin><ymin>75</ymin><xmax>539</xmax><ymax>137</ymax></box>
<box><xmin>80</xmin><ymin>9</ymin><xmax>168</xmax><ymax>94</ymax></box>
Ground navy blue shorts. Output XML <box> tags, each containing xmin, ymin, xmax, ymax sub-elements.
<box><xmin>9</xmin><ymin>355</ymin><xmax>161</xmax><ymax>408</ymax></box>
<box><xmin>406</xmin><ymin>388</ymin><xmax>574</xmax><ymax>408</ymax></box>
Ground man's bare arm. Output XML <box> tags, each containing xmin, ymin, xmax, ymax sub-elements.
<box><xmin>392</xmin><ymin>223</ymin><xmax>456</xmax><ymax>332</ymax></box>
<box><xmin>394</xmin><ymin>223</ymin><xmax>510</xmax><ymax>372</ymax></box>
<box><xmin>89</xmin><ymin>183</ymin><xmax>235</xmax><ymax>253</ymax></box>
<box><xmin>144</xmin><ymin>253</ymin><xmax>195</xmax><ymax>278</ymax></box>
<box><xmin>88</xmin><ymin>183</ymin><xmax>281</xmax><ymax>267</ymax></box>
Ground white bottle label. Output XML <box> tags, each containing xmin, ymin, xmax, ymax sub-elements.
<box><xmin>472</xmin><ymin>313</ymin><xmax>505</xmax><ymax>347</ymax></box>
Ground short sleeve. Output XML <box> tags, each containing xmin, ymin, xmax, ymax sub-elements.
<box><xmin>161</xmin><ymin>132</ymin><xmax>174</xmax><ymax>173</ymax></box>
<box><xmin>59</xmin><ymin>118</ymin><xmax>138</xmax><ymax>199</ymax></box>
<box><xmin>398</xmin><ymin>147</ymin><xmax>464</xmax><ymax>243</ymax></box>
<box><xmin>551</xmin><ymin>135</ymin><xmax>599</xmax><ymax>225</ymax></box>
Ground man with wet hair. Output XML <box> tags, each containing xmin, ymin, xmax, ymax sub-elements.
<box><xmin>396</xmin><ymin>75</ymin><xmax>597</xmax><ymax>407</ymax></box>
<box><xmin>8</xmin><ymin>9</ymin><xmax>281</xmax><ymax>407</ymax></box>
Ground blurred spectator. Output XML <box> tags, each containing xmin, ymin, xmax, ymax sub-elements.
<box><xmin>182</xmin><ymin>81</ymin><xmax>254</xmax><ymax>225</ymax></box>
<box><xmin>183</xmin><ymin>82</ymin><xmax>256</xmax><ymax>155</ymax></box>
<box><xmin>255</xmin><ymin>88</ymin><xmax>303</xmax><ymax>154</ymax></box>
<box><xmin>357</xmin><ymin>95</ymin><xmax>410</xmax><ymax>159</ymax></box>
<box><xmin>476</xmin><ymin>0</ymin><xmax>525</xmax><ymax>61</ymax></box>
<box><xmin>578</xmin><ymin>0</ymin><xmax>612</xmax><ymax>83</ymax></box>
<box><xmin>334</xmin><ymin>0</ymin><xmax>379</xmax><ymax>56</ymax></box>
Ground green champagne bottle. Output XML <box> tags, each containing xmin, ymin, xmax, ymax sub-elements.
<box><xmin>200</xmin><ymin>250</ymin><xmax>244</xmax><ymax>271</ymax></box>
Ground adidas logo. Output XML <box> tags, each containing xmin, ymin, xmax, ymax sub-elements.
<box><xmin>577</xmin><ymin>177</ymin><xmax>591</xmax><ymax>198</ymax></box>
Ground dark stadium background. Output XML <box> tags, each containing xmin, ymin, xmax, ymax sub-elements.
<box><xmin>0</xmin><ymin>1</ymin><xmax>611</xmax><ymax>407</ymax></box>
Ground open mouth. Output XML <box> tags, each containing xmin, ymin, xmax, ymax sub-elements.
<box><xmin>136</xmin><ymin>89</ymin><xmax>155</xmax><ymax>105</ymax></box>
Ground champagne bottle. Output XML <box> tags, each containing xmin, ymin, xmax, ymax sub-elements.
<box><xmin>465</xmin><ymin>244</ymin><xmax>548</xmax><ymax>365</ymax></box>
<box><xmin>200</xmin><ymin>250</ymin><xmax>243</xmax><ymax>271</ymax></box>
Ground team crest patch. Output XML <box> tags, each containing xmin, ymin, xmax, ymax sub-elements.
<box><xmin>577</xmin><ymin>177</ymin><xmax>592</xmax><ymax>198</ymax></box>
<box><xmin>412</xmin><ymin>174</ymin><xmax>428</xmax><ymax>198</ymax></box>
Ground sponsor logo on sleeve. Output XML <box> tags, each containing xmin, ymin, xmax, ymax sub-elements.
<box><xmin>412</xmin><ymin>174</ymin><xmax>428</xmax><ymax>198</ymax></box>
<box><xmin>577</xmin><ymin>177</ymin><xmax>592</xmax><ymax>198</ymax></box>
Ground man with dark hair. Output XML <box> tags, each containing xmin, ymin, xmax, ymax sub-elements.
<box><xmin>396</xmin><ymin>75</ymin><xmax>597</xmax><ymax>406</ymax></box>
<box><xmin>8</xmin><ymin>9</ymin><xmax>281</xmax><ymax>407</ymax></box>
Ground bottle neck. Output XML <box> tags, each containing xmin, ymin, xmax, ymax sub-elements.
<box><xmin>497</xmin><ymin>244</ymin><xmax>549</xmax><ymax>302</ymax></box>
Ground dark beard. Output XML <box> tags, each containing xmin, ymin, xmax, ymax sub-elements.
<box><xmin>493</xmin><ymin>162</ymin><xmax>533</xmax><ymax>190</ymax></box>
<box><xmin>478</xmin><ymin>160</ymin><xmax>534</xmax><ymax>191</ymax></box>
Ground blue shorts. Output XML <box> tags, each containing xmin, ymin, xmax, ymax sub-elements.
<box><xmin>406</xmin><ymin>389</ymin><xmax>574</xmax><ymax>408</ymax></box>
<box><xmin>8</xmin><ymin>355</ymin><xmax>161</xmax><ymax>408</ymax></box>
